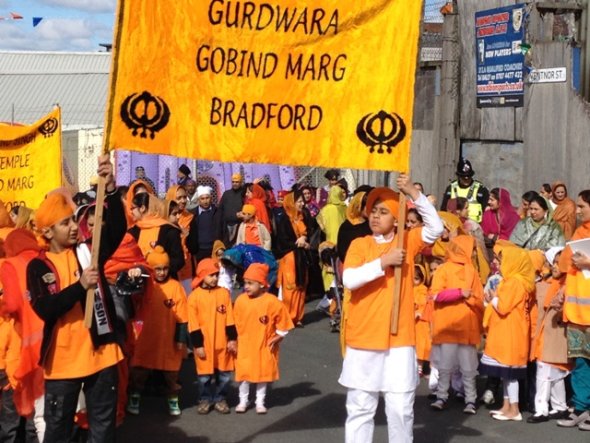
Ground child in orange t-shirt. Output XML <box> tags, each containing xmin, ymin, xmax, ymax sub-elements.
<box><xmin>414</xmin><ymin>264</ymin><xmax>431</xmax><ymax>377</ymax></box>
<box><xmin>233</xmin><ymin>263</ymin><xmax>293</xmax><ymax>414</ymax></box>
<box><xmin>188</xmin><ymin>259</ymin><xmax>237</xmax><ymax>415</ymax></box>
<box><xmin>127</xmin><ymin>246</ymin><xmax>188</xmax><ymax>416</ymax></box>
<box><xmin>235</xmin><ymin>204</ymin><xmax>272</xmax><ymax>251</ymax></box>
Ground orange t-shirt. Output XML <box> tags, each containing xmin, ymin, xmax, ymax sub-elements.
<box><xmin>187</xmin><ymin>286</ymin><xmax>235</xmax><ymax>375</ymax></box>
<box><xmin>233</xmin><ymin>292</ymin><xmax>293</xmax><ymax>383</ymax></box>
<box><xmin>44</xmin><ymin>250</ymin><xmax>123</xmax><ymax>379</ymax></box>
<box><xmin>344</xmin><ymin>229</ymin><xmax>425</xmax><ymax>350</ymax></box>
<box><xmin>244</xmin><ymin>222</ymin><xmax>262</xmax><ymax>246</ymax></box>
<box><xmin>132</xmin><ymin>278</ymin><xmax>188</xmax><ymax>371</ymax></box>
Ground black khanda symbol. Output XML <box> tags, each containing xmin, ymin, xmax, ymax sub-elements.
<box><xmin>356</xmin><ymin>110</ymin><xmax>406</xmax><ymax>154</ymax></box>
<box><xmin>120</xmin><ymin>91</ymin><xmax>170</xmax><ymax>139</ymax></box>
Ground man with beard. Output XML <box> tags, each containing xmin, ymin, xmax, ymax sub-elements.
<box><xmin>218</xmin><ymin>173</ymin><xmax>245</xmax><ymax>246</ymax></box>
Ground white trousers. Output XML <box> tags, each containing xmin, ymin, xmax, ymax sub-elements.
<box><xmin>434</xmin><ymin>344</ymin><xmax>478</xmax><ymax>403</ymax></box>
<box><xmin>503</xmin><ymin>379</ymin><xmax>519</xmax><ymax>403</ymax></box>
<box><xmin>34</xmin><ymin>395</ymin><xmax>45</xmax><ymax>443</ymax></box>
<box><xmin>345</xmin><ymin>389</ymin><xmax>415</xmax><ymax>443</ymax></box>
<box><xmin>534</xmin><ymin>361</ymin><xmax>568</xmax><ymax>415</ymax></box>
<box><xmin>238</xmin><ymin>381</ymin><xmax>267</xmax><ymax>407</ymax></box>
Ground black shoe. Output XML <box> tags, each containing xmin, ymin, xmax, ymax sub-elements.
<box><xmin>548</xmin><ymin>410</ymin><xmax>570</xmax><ymax>420</ymax></box>
<box><xmin>527</xmin><ymin>414</ymin><xmax>549</xmax><ymax>424</ymax></box>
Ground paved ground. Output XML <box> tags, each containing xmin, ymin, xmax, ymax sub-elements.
<box><xmin>117</xmin><ymin>301</ymin><xmax>589</xmax><ymax>442</ymax></box>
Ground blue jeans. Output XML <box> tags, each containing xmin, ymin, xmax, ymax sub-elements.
<box><xmin>197</xmin><ymin>371</ymin><xmax>232</xmax><ymax>403</ymax></box>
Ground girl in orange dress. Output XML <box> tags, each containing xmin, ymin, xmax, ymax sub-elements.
<box><xmin>480</xmin><ymin>245</ymin><xmax>535</xmax><ymax>421</ymax></box>
<box><xmin>233</xmin><ymin>263</ymin><xmax>293</xmax><ymax>414</ymax></box>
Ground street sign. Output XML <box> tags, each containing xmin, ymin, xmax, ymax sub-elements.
<box><xmin>528</xmin><ymin>67</ymin><xmax>567</xmax><ymax>84</ymax></box>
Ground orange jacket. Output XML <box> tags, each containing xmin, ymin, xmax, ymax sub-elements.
<box><xmin>132</xmin><ymin>278</ymin><xmax>188</xmax><ymax>371</ymax></box>
<box><xmin>233</xmin><ymin>292</ymin><xmax>293</xmax><ymax>383</ymax></box>
<box><xmin>187</xmin><ymin>286</ymin><xmax>235</xmax><ymax>375</ymax></box>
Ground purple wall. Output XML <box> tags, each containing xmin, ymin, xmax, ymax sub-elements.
<box><xmin>115</xmin><ymin>150</ymin><xmax>297</xmax><ymax>201</ymax></box>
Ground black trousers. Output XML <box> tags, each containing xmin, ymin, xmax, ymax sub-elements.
<box><xmin>44</xmin><ymin>365</ymin><xmax>118</xmax><ymax>443</ymax></box>
<box><xmin>0</xmin><ymin>371</ymin><xmax>38</xmax><ymax>443</ymax></box>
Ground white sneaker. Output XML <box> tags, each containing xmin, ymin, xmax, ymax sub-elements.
<box><xmin>235</xmin><ymin>403</ymin><xmax>248</xmax><ymax>413</ymax></box>
<box><xmin>482</xmin><ymin>389</ymin><xmax>495</xmax><ymax>405</ymax></box>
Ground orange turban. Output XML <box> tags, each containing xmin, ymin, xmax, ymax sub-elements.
<box><xmin>35</xmin><ymin>193</ymin><xmax>75</xmax><ymax>230</ymax></box>
<box><xmin>232</xmin><ymin>173</ymin><xmax>243</xmax><ymax>181</ymax></box>
<box><xmin>244</xmin><ymin>263</ymin><xmax>269</xmax><ymax>287</ymax></box>
<box><xmin>242</xmin><ymin>204</ymin><xmax>256</xmax><ymax>216</ymax></box>
<box><xmin>145</xmin><ymin>245</ymin><xmax>169</xmax><ymax>267</ymax></box>
<box><xmin>192</xmin><ymin>258</ymin><xmax>220</xmax><ymax>289</ymax></box>
<box><xmin>365</xmin><ymin>187</ymin><xmax>400</xmax><ymax>218</ymax></box>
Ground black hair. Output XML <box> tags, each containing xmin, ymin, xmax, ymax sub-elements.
<box><xmin>10</xmin><ymin>205</ymin><xmax>19</xmax><ymax>217</ymax></box>
<box><xmin>541</xmin><ymin>183</ymin><xmax>552</xmax><ymax>194</ymax></box>
<box><xmin>354</xmin><ymin>185</ymin><xmax>374</xmax><ymax>195</ymax></box>
<box><xmin>579</xmin><ymin>190</ymin><xmax>590</xmax><ymax>205</ymax></box>
<box><xmin>490</xmin><ymin>188</ymin><xmax>500</xmax><ymax>200</ymax></box>
<box><xmin>414</xmin><ymin>265</ymin><xmax>425</xmax><ymax>282</ymax></box>
<box><xmin>455</xmin><ymin>197</ymin><xmax>469</xmax><ymax>211</ymax></box>
<box><xmin>168</xmin><ymin>200</ymin><xmax>179</xmax><ymax>216</ymax></box>
<box><xmin>521</xmin><ymin>190</ymin><xmax>540</xmax><ymax>203</ymax></box>
<box><xmin>529</xmin><ymin>195</ymin><xmax>549</xmax><ymax>211</ymax></box>
<box><xmin>407</xmin><ymin>208</ymin><xmax>423</xmax><ymax>223</ymax></box>
<box><xmin>132</xmin><ymin>192</ymin><xmax>150</xmax><ymax>209</ymax></box>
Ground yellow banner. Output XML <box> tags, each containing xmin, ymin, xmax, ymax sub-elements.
<box><xmin>0</xmin><ymin>108</ymin><xmax>62</xmax><ymax>211</ymax></box>
<box><xmin>106</xmin><ymin>0</ymin><xmax>422</xmax><ymax>171</ymax></box>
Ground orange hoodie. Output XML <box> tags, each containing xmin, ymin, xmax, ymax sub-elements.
<box><xmin>430</xmin><ymin>236</ymin><xmax>484</xmax><ymax>346</ymax></box>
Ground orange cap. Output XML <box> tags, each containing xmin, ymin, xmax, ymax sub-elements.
<box><xmin>242</xmin><ymin>204</ymin><xmax>256</xmax><ymax>215</ymax></box>
<box><xmin>192</xmin><ymin>258</ymin><xmax>220</xmax><ymax>289</ymax></box>
<box><xmin>243</xmin><ymin>263</ymin><xmax>270</xmax><ymax>287</ymax></box>
<box><xmin>365</xmin><ymin>187</ymin><xmax>400</xmax><ymax>218</ymax></box>
<box><xmin>35</xmin><ymin>192</ymin><xmax>75</xmax><ymax>230</ymax></box>
<box><xmin>146</xmin><ymin>245</ymin><xmax>170</xmax><ymax>267</ymax></box>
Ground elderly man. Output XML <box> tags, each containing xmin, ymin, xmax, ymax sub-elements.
<box><xmin>217</xmin><ymin>173</ymin><xmax>245</xmax><ymax>246</ymax></box>
<box><xmin>186</xmin><ymin>186</ymin><xmax>222</xmax><ymax>264</ymax></box>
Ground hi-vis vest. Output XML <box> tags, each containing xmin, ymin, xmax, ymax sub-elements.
<box><xmin>450</xmin><ymin>180</ymin><xmax>483</xmax><ymax>223</ymax></box>
<box><xmin>564</xmin><ymin>270</ymin><xmax>590</xmax><ymax>326</ymax></box>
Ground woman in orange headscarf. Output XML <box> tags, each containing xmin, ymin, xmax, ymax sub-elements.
<box><xmin>245</xmin><ymin>183</ymin><xmax>271</xmax><ymax>233</ymax></box>
<box><xmin>480</xmin><ymin>245</ymin><xmax>535</xmax><ymax>421</ymax></box>
<box><xmin>551</xmin><ymin>181</ymin><xmax>576</xmax><ymax>241</ymax></box>
<box><xmin>127</xmin><ymin>193</ymin><xmax>185</xmax><ymax>280</ymax></box>
<box><xmin>274</xmin><ymin>190</ymin><xmax>319</xmax><ymax>326</ymax></box>
<box><xmin>166</xmin><ymin>185</ymin><xmax>195</xmax><ymax>291</ymax></box>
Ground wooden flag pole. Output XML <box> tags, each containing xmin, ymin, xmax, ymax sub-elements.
<box><xmin>390</xmin><ymin>185</ymin><xmax>407</xmax><ymax>334</ymax></box>
<box><xmin>83</xmin><ymin>160</ymin><xmax>108</xmax><ymax>328</ymax></box>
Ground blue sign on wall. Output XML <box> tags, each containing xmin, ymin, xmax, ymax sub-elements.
<box><xmin>475</xmin><ymin>4</ymin><xmax>525</xmax><ymax>107</ymax></box>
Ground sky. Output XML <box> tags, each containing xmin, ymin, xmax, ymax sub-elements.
<box><xmin>0</xmin><ymin>0</ymin><xmax>116</xmax><ymax>51</ymax></box>
<box><xmin>0</xmin><ymin>0</ymin><xmax>443</xmax><ymax>52</ymax></box>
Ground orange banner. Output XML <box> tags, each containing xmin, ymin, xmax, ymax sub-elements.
<box><xmin>0</xmin><ymin>108</ymin><xmax>62</xmax><ymax>210</ymax></box>
<box><xmin>106</xmin><ymin>0</ymin><xmax>423</xmax><ymax>171</ymax></box>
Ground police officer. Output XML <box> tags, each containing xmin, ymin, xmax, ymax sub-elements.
<box><xmin>440</xmin><ymin>158</ymin><xmax>489</xmax><ymax>223</ymax></box>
